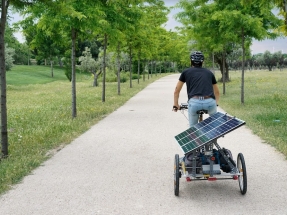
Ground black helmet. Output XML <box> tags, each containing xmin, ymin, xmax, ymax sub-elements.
<box><xmin>190</xmin><ymin>51</ymin><xmax>204</xmax><ymax>65</ymax></box>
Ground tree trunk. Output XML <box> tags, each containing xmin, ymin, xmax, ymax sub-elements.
<box><xmin>222</xmin><ymin>50</ymin><xmax>226</xmax><ymax>95</ymax></box>
<box><xmin>148</xmin><ymin>60</ymin><xmax>150</xmax><ymax>79</ymax></box>
<box><xmin>154</xmin><ymin>61</ymin><xmax>157</xmax><ymax>76</ymax></box>
<box><xmin>28</xmin><ymin>50</ymin><xmax>30</xmax><ymax>66</ymax></box>
<box><xmin>241</xmin><ymin>28</ymin><xmax>245</xmax><ymax>104</ymax></box>
<box><xmin>93</xmin><ymin>68</ymin><xmax>102</xmax><ymax>87</ymax></box>
<box><xmin>0</xmin><ymin>0</ymin><xmax>9</xmax><ymax>157</ymax></box>
<box><xmin>71</xmin><ymin>28</ymin><xmax>77</xmax><ymax>118</ymax></box>
<box><xmin>143</xmin><ymin>60</ymin><xmax>146</xmax><ymax>81</ymax></box>
<box><xmin>58</xmin><ymin>56</ymin><xmax>63</xmax><ymax>67</ymax></box>
<box><xmin>268</xmin><ymin>65</ymin><xmax>272</xmax><ymax>71</ymax></box>
<box><xmin>215</xmin><ymin>54</ymin><xmax>230</xmax><ymax>82</ymax></box>
<box><xmin>129</xmin><ymin>45</ymin><xmax>132</xmax><ymax>88</ymax></box>
<box><xmin>137</xmin><ymin>51</ymin><xmax>140</xmax><ymax>84</ymax></box>
<box><xmin>117</xmin><ymin>43</ymin><xmax>121</xmax><ymax>95</ymax></box>
<box><xmin>150</xmin><ymin>61</ymin><xmax>153</xmax><ymax>78</ymax></box>
<box><xmin>173</xmin><ymin>62</ymin><xmax>176</xmax><ymax>73</ymax></box>
<box><xmin>212</xmin><ymin>52</ymin><xmax>215</xmax><ymax>73</ymax></box>
<box><xmin>50</xmin><ymin>58</ymin><xmax>54</xmax><ymax>78</ymax></box>
<box><xmin>93</xmin><ymin>72</ymin><xmax>98</xmax><ymax>87</ymax></box>
<box><xmin>102</xmin><ymin>33</ymin><xmax>108</xmax><ymax>102</ymax></box>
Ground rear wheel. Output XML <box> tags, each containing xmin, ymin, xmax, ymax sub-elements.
<box><xmin>237</xmin><ymin>153</ymin><xmax>247</xmax><ymax>195</ymax></box>
<box><xmin>174</xmin><ymin>154</ymin><xmax>180</xmax><ymax>196</ymax></box>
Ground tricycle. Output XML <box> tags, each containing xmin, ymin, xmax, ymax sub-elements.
<box><xmin>174</xmin><ymin>103</ymin><xmax>247</xmax><ymax>196</ymax></box>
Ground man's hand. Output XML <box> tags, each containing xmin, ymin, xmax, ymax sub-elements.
<box><xmin>172</xmin><ymin>105</ymin><xmax>180</xmax><ymax>112</ymax></box>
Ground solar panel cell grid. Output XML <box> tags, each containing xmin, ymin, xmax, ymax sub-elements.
<box><xmin>174</xmin><ymin>112</ymin><xmax>245</xmax><ymax>154</ymax></box>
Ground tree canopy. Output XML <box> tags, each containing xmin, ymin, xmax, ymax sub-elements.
<box><xmin>175</xmin><ymin>0</ymin><xmax>282</xmax><ymax>103</ymax></box>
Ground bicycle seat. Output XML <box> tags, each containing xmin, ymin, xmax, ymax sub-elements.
<box><xmin>196</xmin><ymin>109</ymin><xmax>208</xmax><ymax>114</ymax></box>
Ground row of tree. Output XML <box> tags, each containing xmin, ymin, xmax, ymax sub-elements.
<box><xmin>174</xmin><ymin>0</ymin><xmax>286</xmax><ymax>99</ymax></box>
<box><xmin>1</xmin><ymin>0</ymin><xmax>287</xmax><ymax>157</ymax></box>
<box><xmin>0</xmin><ymin>0</ymin><xmax>190</xmax><ymax>157</ymax></box>
<box><xmin>252</xmin><ymin>51</ymin><xmax>287</xmax><ymax>71</ymax></box>
<box><xmin>219</xmin><ymin>50</ymin><xmax>287</xmax><ymax>73</ymax></box>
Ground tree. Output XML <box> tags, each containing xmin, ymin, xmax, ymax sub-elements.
<box><xmin>5</xmin><ymin>44</ymin><xmax>15</xmax><ymax>70</ymax></box>
<box><xmin>273</xmin><ymin>51</ymin><xmax>284</xmax><ymax>70</ymax></box>
<box><xmin>100</xmin><ymin>1</ymin><xmax>144</xmax><ymax>95</ymax></box>
<box><xmin>175</xmin><ymin>0</ymin><xmax>281</xmax><ymax>103</ymax></box>
<box><xmin>251</xmin><ymin>53</ymin><xmax>264</xmax><ymax>69</ymax></box>
<box><xmin>0</xmin><ymin>0</ymin><xmax>10</xmax><ymax>158</ymax></box>
<box><xmin>132</xmin><ymin>9</ymin><xmax>169</xmax><ymax>83</ymax></box>
<box><xmin>245</xmin><ymin>0</ymin><xmax>287</xmax><ymax>35</ymax></box>
<box><xmin>119</xmin><ymin>1</ymin><xmax>169</xmax><ymax>88</ymax></box>
<box><xmin>175</xmin><ymin>0</ymin><xmax>234</xmax><ymax>92</ymax></box>
<box><xmin>4</xmin><ymin>23</ymin><xmax>29</xmax><ymax>65</ymax></box>
<box><xmin>0</xmin><ymin>0</ymin><xmax>51</xmax><ymax>158</ymax></box>
<box><xmin>22</xmin><ymin>0</ymin><xmax>106</xmax><ymax>117</ymax></box>
<box><xmin>30</xmin><ymin>29</ymin><xmax>62</xmax><ymax>76</ymax></box>
<box><xmin>79</xmin><ymin>47</ymin><xmax>97</xmax><ymax>86</ymax></box>
<box><xmin>284</xmin><ymin>54</ymin><xmax>287</xmax><ymax>67</ymax></box>
<box><xmin>167</xmin><ymin>30</ymin><xmax>190</xmax><ymax>70</ymax></box>
<box><xmin>96</xmin><ymin>1</ymin><xmax>143</xmax><ymax>101</ymax></box>
<box><xmin>263</xmin><ymin>50</ymin><xmax>277</xmax><ymax>71</ymax></box>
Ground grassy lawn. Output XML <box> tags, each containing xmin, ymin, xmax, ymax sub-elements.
<box><xmin>215</xmin><ymin>69</ymin><xmax>287</xmax><ymax>158</ymax></box>
<box><xmin>7</xmin><ymin>65</ymin><xmax>68</xmax><ymax>85</ymax></box>
<box><xmin>0</xmin><ymin>65</ymin><xmax>170</xmax><ymax>195</ymax></box>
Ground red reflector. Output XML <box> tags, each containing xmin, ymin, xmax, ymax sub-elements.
<box><xmin>186</xmin><ymin>177</ymin><xmax>191</xmax><ymax>182</ymax></box>
<box><xmin>233</xmin><ymin>175</ymin><xmax>238</xmax><ymax>180</ymax></box>
<box><xmin>211</xmin><ymin>157</ymin><xmax>215</xmax><ymax>161</ymax></box>
<box><xmin>208</xmin><ymin>177</ymin><xmax>217</xmax><ymax>181</ymax></box>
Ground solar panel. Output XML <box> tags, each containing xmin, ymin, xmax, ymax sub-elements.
<box><xmin>175</xmin><ymin>112</ymin><xmax>246</xmax><ymax>154</ymax></box>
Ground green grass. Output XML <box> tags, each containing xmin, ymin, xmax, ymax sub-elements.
<box><xmin>216</xmin><ymin>69</ymin><xmax>287</xmax><ymax>158</ymax></box>
<box><xmin>7</xmin><ymin>65</ymin><xmax>68</xmax><ymax>85</ymax></box>
<box><xmin>0</xmin><ymin>65</ymin><xmax>170</xmax><ymax>195</ymax></box>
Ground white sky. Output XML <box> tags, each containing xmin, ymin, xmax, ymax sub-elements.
<box><xmin>9</xmin><ymin>1</ymin><xmax>287</xmax><ymax>54</ymax></box>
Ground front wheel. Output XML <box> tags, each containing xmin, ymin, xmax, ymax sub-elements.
<box><xmin>237</xmin><ymin>153</ymin><xmax>247</xmax><ymax>195</ymax></box>
<box><xmin>174</xmin><ymin>154</ymin><xmax>180</xmax><ymax>196</ymax></box>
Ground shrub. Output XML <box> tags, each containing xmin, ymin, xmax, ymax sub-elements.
<box><xmin>132</xmin><ymin>74</ymin><xmax>141</xmax><ymax>80</ymax></box>
<box><xmin>61</xmin><ymin>57</ymin><xmax>72</xmax><ymax>81</ymax></box>
<box><xmin>5</xmin><ymin>44</ymin><xmax>15</xmax><ymax>71</ymax></box>
<box><xmin>105</xmin><ymin>69</ymin><xmax>117</xmax><ymax>82</ymax></box>
<box><xmin>120</xmin><ymin>73</ymin><xmax>128</xmax><ymax>83</ymax></box>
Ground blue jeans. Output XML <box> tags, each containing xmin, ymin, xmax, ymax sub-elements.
<box><xmin>188</xmin><ymin>98</ymin><xmax>217</xmax><ymax>127</ymax></box>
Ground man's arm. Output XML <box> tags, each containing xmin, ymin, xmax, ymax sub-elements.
<box><xmin>213</xmin><ymin>84</ymin><xmax>220</xmax><ymax>105</ymax></box>
<box><xmin>173</xmin><ymin>81</ymin><xmax>184</xmax><ymax>112</ymax></box>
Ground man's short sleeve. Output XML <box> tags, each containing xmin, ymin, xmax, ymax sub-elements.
<box><xmin>212</xmin><ymin>74</ymin><xmax>217</xmax><ymax>84</ymax></box>
<box><xmin>179</xmin><ymin>71</ymin><xmax>186</xmax><ymax>83</ymax></box>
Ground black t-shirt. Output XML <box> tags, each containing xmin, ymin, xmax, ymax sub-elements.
<box><xmin>179</xmin><ymin>67</ymin><xmax>217</xmax><ymax>100</ymax></box>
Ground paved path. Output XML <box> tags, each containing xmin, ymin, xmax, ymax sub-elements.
<box><xmin>1</xmin><ymin>74</ymin><xmax>287</xmax><ymax>215</ymax></box>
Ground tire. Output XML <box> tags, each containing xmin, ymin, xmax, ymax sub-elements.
<box><xmin>174</xmin><ymin>154</ymin><xmax>180</xmax><ymax>196</ymax></box>
<box><xmin>237</xmin><ymin>153</ymin><xmax>247</xmax><ymax>195</ymax></box>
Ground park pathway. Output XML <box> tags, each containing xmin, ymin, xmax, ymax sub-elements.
<box><xmin>0</xmin><ymin>74</ymin><xmax>287</xmax><ymax>215</ymax></box>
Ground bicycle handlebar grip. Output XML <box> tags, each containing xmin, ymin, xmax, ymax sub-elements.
<box><xmin>180</xmin><ymin>103</ymin><xmax>188</xmax><ymax>110</ymax></box>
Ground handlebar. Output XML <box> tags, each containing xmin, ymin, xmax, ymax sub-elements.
<box><xmin>173</xmin><ymin>103</ymin><xmax>209</xmax><ymax>123</ymax></box>
<box><xmin>173</xmin><ymin>103</ymin><xmax>188</xmax><ymax>111</ymax></box>
<box><xmin>173</xmin><ymin>103</ymin><xmax>208</xmax><ymax>115</ymax></box>
<box><xmin>180</xmin><ymin>103</ymin><xmax>188</xmax><ymax>110</ymax></box>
